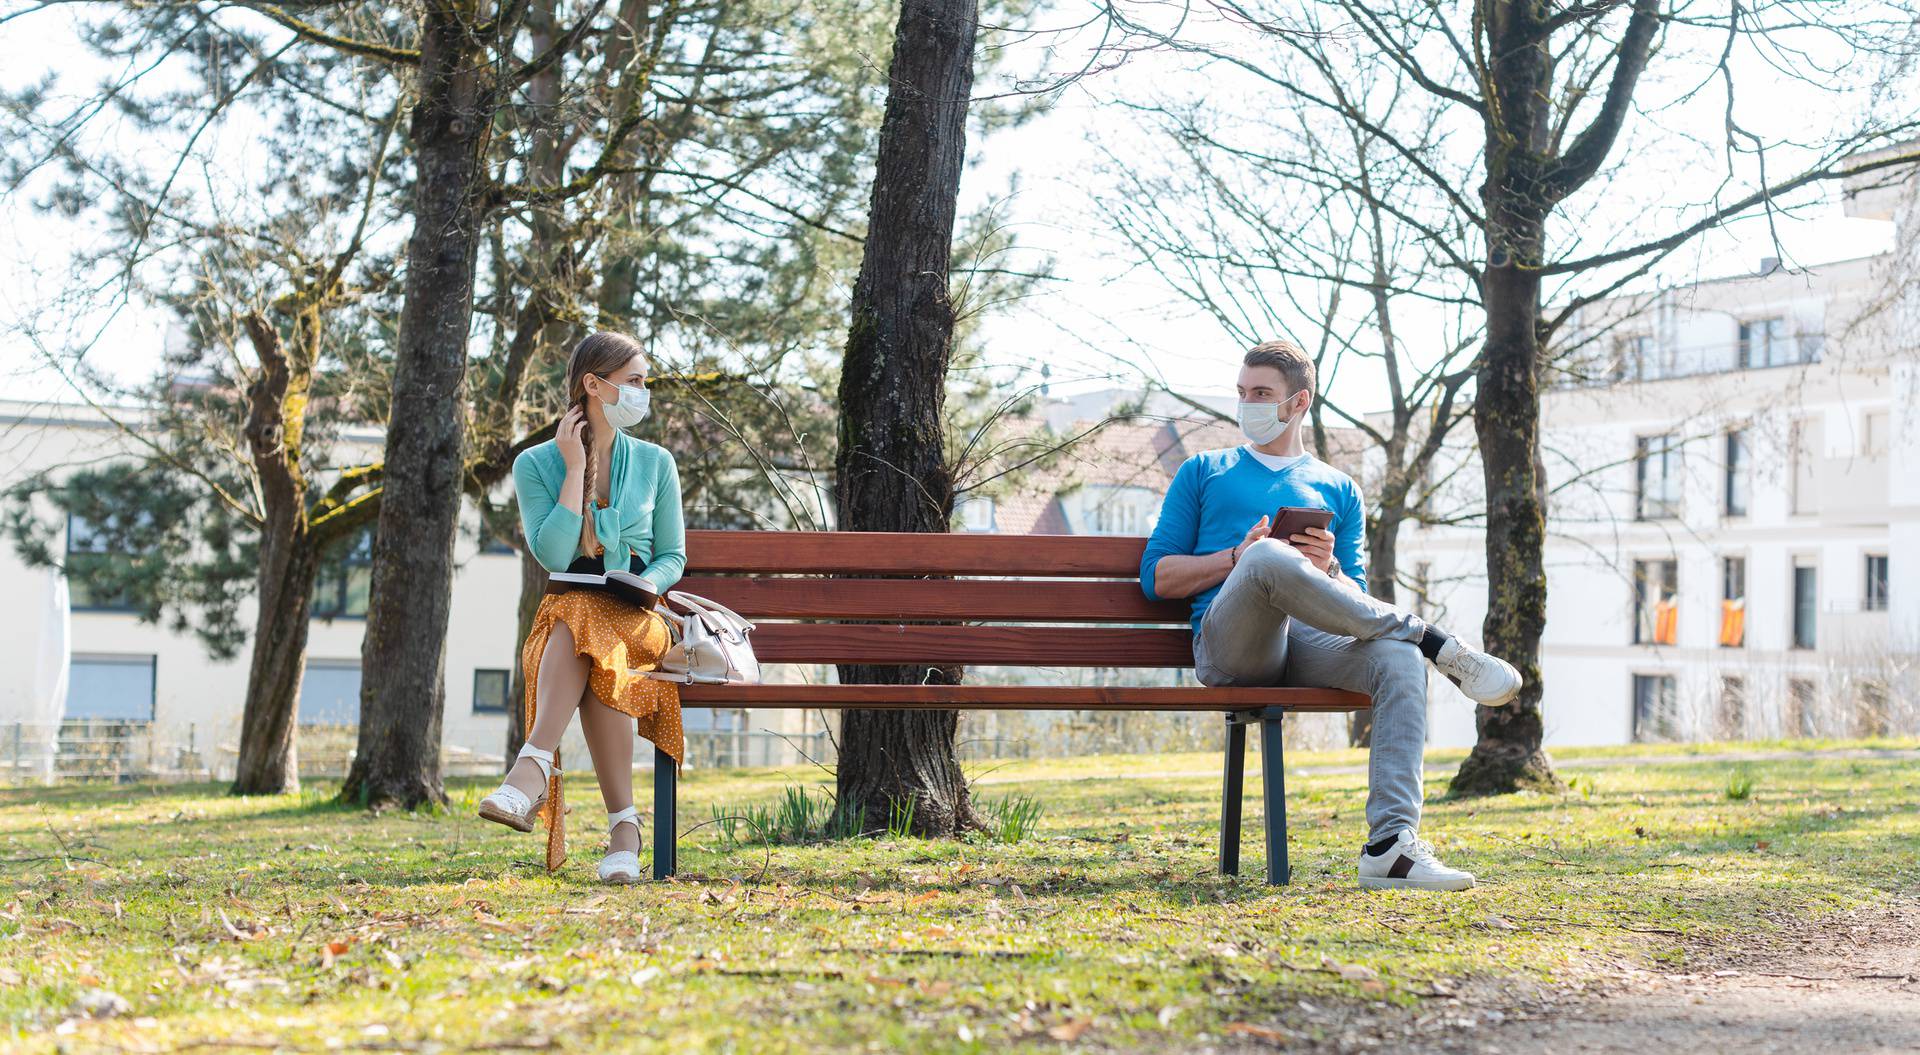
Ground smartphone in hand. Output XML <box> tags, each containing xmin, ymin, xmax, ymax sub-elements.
<box><xmin>1271</xmin><ymin>506</ymin><xmax>1333</xmax><ymax>547</ymax></box>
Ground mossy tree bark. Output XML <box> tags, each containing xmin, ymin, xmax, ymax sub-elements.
<box><xmin>233</xmin><ymin>301</ymin><xmax>384</xmax><ymax>792</ymax></box>
<box><xmin>231</xmin><ymin>312</ymin><xmax>320</xmax><ymax>795</ymax></box>
<box><xmin>831</xmin><ymin>0</ymin><xmax>983</xmax><ymax>837</ymax></box>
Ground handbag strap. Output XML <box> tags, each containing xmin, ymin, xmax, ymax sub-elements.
<box><xmin>665</xmin><ymin>590</ymin><xmax>755</xmax><ymax>632</ymax></box>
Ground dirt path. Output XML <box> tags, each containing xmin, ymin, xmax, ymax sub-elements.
<box><xmin>1419</xmin><ymin>899</ymin><xmax>1920</xmax><ymax>1054</ymax></box>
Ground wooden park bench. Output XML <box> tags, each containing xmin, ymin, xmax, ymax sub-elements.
<box><xmin>639</xmin><ymin>530</ymin><xmax>1371</xmax><ymax>885</ymax></box>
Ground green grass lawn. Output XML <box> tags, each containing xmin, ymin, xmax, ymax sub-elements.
<box><xmin>3</xmin><ymin>739</ymin><xmax>1916</xmax><ymax>1053</ymax></box>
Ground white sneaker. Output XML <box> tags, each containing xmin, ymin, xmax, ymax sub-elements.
<box><xmin>598</xmin><ymin>805</ymin><xmax>642</xmax><ymax>885</ymax></box>
<box><xmin>1358</xmin><ymin>831</ymin><xmax>1476</xmax><ymax>892</ymax></box>
<box><xmin>1433</xmin><ymin>637</ymin><xmax>1522</xmax><ymax>706</ymax></box>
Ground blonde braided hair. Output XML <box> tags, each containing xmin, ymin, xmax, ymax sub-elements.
<box><xmin>564</xmin><ymin>332</ymin><xmax>648</xmax><ymax>560</ymax></box>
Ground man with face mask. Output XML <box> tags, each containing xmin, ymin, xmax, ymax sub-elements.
<box><xmin>1140</xmin><ymin>340</ymin><xmax>1521</xmax><ymax>891</ymax></box>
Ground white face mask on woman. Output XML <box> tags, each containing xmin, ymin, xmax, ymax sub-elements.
<box><xmin>1238</xmin><ymin>395</ymin><xmax>1299</xmax><ymax>447</ymax></box>
<box><xmin>598</xmin><ymin>381</ymin><xmax>651</xmax><ymax>430</ymax></box>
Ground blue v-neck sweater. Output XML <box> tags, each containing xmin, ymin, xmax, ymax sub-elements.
<box><xmin>1140</xmin><ymin>447</ymin><xmax>1369</xmax><ymax>631</ymax></box>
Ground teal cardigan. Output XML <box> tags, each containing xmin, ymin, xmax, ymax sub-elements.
<box><xmin>512</xmin><ymin>433</ymin><xmax>687</xmax><ymax>591</ymax></box>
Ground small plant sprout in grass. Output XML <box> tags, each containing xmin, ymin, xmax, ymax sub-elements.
<box><xmin>1726</xmin><ymin>768</ymin><xmax>1757</xmax><ymax>801</ymax></box>
<box><xmin>978</xmin><ymin>793</ymin><xmax>1045</xmax><ymax>843</ymax></box>
<box><xmin>1567</xmin><ymin>775</ymin><xmax>1598</xmax><ymax>800</ymax></box>
<box><xmin>706</xmin><ymin>786</ymin><xmax>849</xmax><ymax>846</ymax></box>
<box><xmin>886</xmin><ymin>793</ymin><xmax>918</xmax><ymax>838</ymax></box>
<box><xmin>776</xmin><ymin>785</ymin><xmax>829</xmax><ymax>840</ymax></box>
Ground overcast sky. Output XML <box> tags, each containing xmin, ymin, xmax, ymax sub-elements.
<box><xmin>1</xmin><ymin>4</ymin><xmax>1906</xmax><ymax>417</ymax></box>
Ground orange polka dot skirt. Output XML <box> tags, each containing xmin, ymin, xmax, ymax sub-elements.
<box><xmin>520</xmin><ymin>590</ymin><xmax>682</xmax><ymax>871</ymax></box>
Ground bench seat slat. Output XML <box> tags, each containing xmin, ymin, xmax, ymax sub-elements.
<box><xmin>679</xmin><ymin>684</ymin><xmax>1371</xmax><ymax>711</ymax></box>
<box><xmin>746</xmin><ymin>623</ymin><xmax>1196</xmax><ymax>667</ymax></box>
<box><xmin>685</xmin><ymin>530</ymin><xmax>1146</xmax><ymax>577</ymax></box>
<box><xmin>673</xmin><ymin>576</ymin><xmax>1191</xmax><ymax>623</ymax></box>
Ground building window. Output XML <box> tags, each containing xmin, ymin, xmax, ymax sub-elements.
<box><xmin>312</xmin><ymin>530</ymin><xmax>373</xmax><ymax>620</ymax></box>
<box><xmin>1723</xmin><ymin>430</ymin><xmax>1749</xmax><ymax>517</ymax></box>
<box><xmin>1719</xmin><ymin>676</ymin><xmax>1746</xmax><ymax>740</ymax></box>
<box><xmin>1632</xmin><ymin>674</ymin><xmax>1678</xmax><ymax>742</ymax></box>
<box><xmin>65</xmin><ymin>513</ymin><xmax>141</xmax><ymax>612</ymax></box>
<box><xmin>66</xmin><ymin>654</ymin><xmax>157</xmax><ymax>721</ymax></box>
<box><xmin>1634</xmin><ymin>435</ymin><xmax>1681</xmax><ymax>520</ymax></box>
<box><xmin>1067</xmin><ymin>485</ymin><xmax>1161</xmax><ymax>536</ymax></box>
<box><xmin>1791</xmin><ymin>563</ymin><xmax>1817</xmax><ymax>649</ymax></box>
<box><xmin>1613</xmin><ymin>335</ymin><xmax>1653</xmax><ymax>381</ymax></box>
<box><xmin>1737</xmin><ymin>317</ymin><xmax>1800</xmax><ymax>368</ymax></box>
<box><xmin>1719</xmin><ymin>556</ymin><xmax>1746</xmax><ymax>648</ymax></box>
<box><xmin>956</xmin><ymin>497</ymin><xmax>996</xmax><ymax>532</ymax></box>
<box><xmin>1790</xmin><ymin>419</ymin><xmax>1819</xmax><ymax>515</ymax></box>
<box><xmin>1864</xmin><ymin>555</ymin><xmax>1889</xmax><ymax>612</ymax></box>
<box><xmin>473</xmin><ymin>668</ymin><xmax>511</xmax><ymax>714</ymax></box>
<box><xmin>298</xmin><ymin>660</ymin><xmax>362</xmax><ymax>726</ymax></box>
<box><xmin>1786</xmin><ymin>678</ymin><xmax>1818</xmax><ymax>738</ymax></box>
<box><xmin>1633</xmin><ymin>559</ymin><xmax>1678</xmax><ymax>645</ymax></box>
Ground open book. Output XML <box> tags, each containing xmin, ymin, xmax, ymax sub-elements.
<box><xmin>549</xmin><ymin>552</ymin><xmax>660</xmax><ymax>610</ymax></box>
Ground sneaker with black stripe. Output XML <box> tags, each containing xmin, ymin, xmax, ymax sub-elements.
<box><xmin>1358</xmin><ymin>830</ymin><xmax>1475</xmax><ymax>891</ymax></box>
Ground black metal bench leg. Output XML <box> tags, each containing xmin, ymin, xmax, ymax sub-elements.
<box><xmin>653</xmin><ymin>746</ymin><xmax>677</xmax><ymax>880</ymax></box>
<box><xmin>1260</xmin><ymin>712</ymin><xmax>1290</xmax><ymax>885</ymax></box>
<box><xmin>1219</xmin><ymin>716</ymin><xmax>1247</xmax><ymax>876</ymax></box>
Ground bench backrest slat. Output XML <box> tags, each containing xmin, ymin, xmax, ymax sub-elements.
<box><xmin>751</xmin><ymin>623</ymin><xmax>1196</xmax><ymax>667</ymax></box>
<box><xmin>681</xmin><ymin>530</ymin><xmax>1203</xmax><ymax>670</ymax></box>
<box><xmin>673</xmin><ymin>576</ymin><xmax>1190</xmax><ymax>624</ymax></box>
<box><xmin>685</xmin><ymin>530</ymin><xmax>1146</xmax><ymax>577</ymax></box>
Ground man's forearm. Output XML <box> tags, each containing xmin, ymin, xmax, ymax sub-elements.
<box><xmin>1150</xmin><ymin>550</ymin><xmax>1234</xmax><ymax>600</ymax></box>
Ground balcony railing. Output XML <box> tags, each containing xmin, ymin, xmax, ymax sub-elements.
<box><xmin>1551</xmin><ymin>334</ymin><xmax>1825</xmax><ymax>389</ymax></box>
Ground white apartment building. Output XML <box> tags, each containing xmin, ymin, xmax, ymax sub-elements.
<box><xmin>0</xmin><ymin>399</ymin><xmax>531</xmax><ymax>779</ymax></box>
<box><xmin>1403</xmin><ymin>161</ymin><xmax>1919</xmax><ymax>748</ymax></box>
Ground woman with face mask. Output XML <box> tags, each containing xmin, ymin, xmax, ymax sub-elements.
<box><xmin>479</xmin><ymin>332</ymin><xmax>687</xmax><ymax>884</ymax></box>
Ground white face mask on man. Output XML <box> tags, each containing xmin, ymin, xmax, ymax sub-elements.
<box><xmin>597</xmin><ymin>380</ymin><xmax>651</xmax><ymax>430</ymax></box>
<box><xmin>1237</xmin><ymin>395</ymin><xmax>1300</xmax><ymax>447</ymax></box>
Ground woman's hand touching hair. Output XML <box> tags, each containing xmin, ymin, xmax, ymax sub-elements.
<box><xmin>556</xmin><ymin>403</ymin><xmax>589</xmax><ymax>474</ymax></box>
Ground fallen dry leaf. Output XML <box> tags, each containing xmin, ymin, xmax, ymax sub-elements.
<box><xmin>1047</xmin><ymin>1018</ymin><xmax>1093</xmax><ymax>1041</ymax></box>
<box><xmin>1226</xmin><ymin>1022</ymin><xmax>1290</xmax><ymax>1044</ymax></box>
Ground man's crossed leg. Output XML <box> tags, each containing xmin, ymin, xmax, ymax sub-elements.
<box><xmin>1193</xmin><ymin>537</ymin><xmax>1519</xmax><ymax>891</ymax></box>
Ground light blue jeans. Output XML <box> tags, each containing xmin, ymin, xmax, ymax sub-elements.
<box><xmin>1192</xmin><ymin>538</ymin><xmax>1431</xmax><ymax>844</ymax></box>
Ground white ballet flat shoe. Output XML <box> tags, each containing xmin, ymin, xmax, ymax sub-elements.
<box><xmin>477</xmin><ymin>743</ymin><xmax>559</xmax><ymax>833</ymax></box>
<box><xmin>598</xmin><ymin>805</ymin><xmax>643</xmax><ymax>884</ymax></box>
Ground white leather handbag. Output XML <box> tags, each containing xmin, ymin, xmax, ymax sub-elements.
<box><xmin>643</xmin><ymin>591</ymin><xmax>762</xmax><ymax>685</ymax></box>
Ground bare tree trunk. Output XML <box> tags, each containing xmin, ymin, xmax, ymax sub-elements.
<box><xmin>831</xmin><ymin>0</ymin><xmax>982</xmax><ymax>838</ymax></box>
<box><xmin>1453</xmin><ymin>6</ymin><xmax>1562</xmax><ymax>794</ymax></box>
<box><xmin>232</xmin><ymin>312</ymin><xmax>315</xmax><ymax>794</ymax></box>
<box><xmin>232</xmin><ymin>518</ymin><xmax>319</xmax><ymax>794</ymax></box>
<box><xmin>1455</xmin><ymin>242</ymin><xmax>1559</xmax><ymax>794</ymax></box>
<box><xmin>342</xmin><ymin>7</ymin><xmax>491</xmax><ymax>810</ymax></box>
